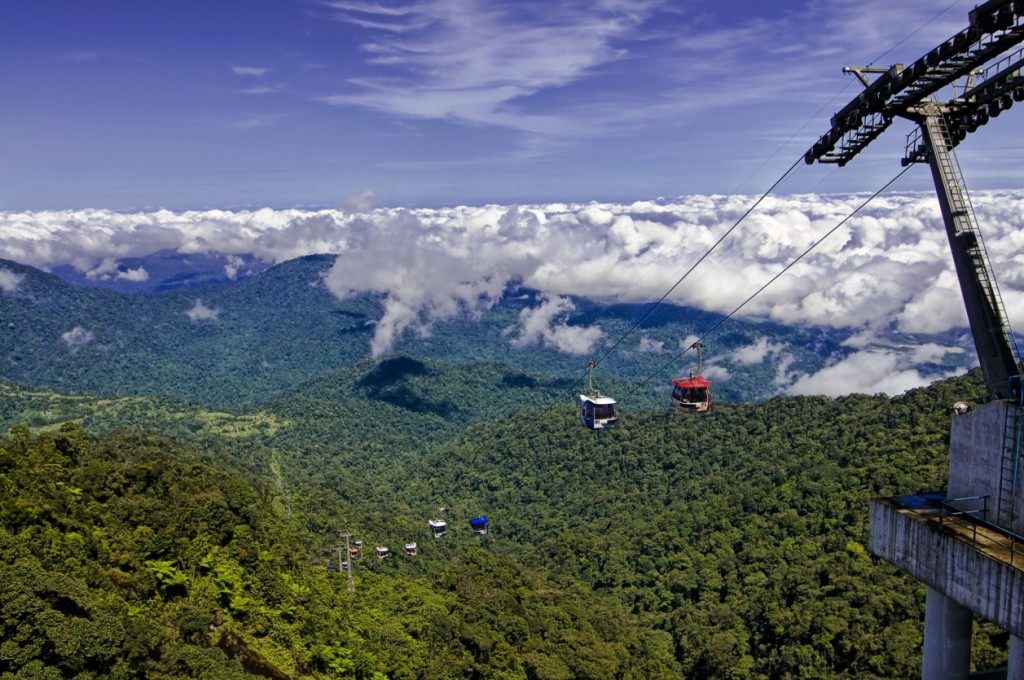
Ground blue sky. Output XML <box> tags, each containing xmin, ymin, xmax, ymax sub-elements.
<box><xmin>3</xmin><ymin>0</ymin><xmax>1023</xmax><ymax>211</ymax></box>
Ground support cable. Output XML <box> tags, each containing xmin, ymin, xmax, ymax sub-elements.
<box><xmin>581</xmin><ymin>2</ymin><xmax>964</xmax><ymax>392</ymax></box>
<box><xmin>623</xmin><ymin>164</ymin><xmax>914</xmax><ymax>400</ymax></box>
<box><xmin>550</xmin><ymin>1</ymin><xmax>970</xmax><ymax>417</ymax></box>
<box><xmin>565</xmin><ymin>155</ymin><xmax>804</xmax><ymax>398</ymax></box>
<box><xmin>592</xmin><ymin>156</ymin><xmax>804</xmax><ymax>371</ymax></box>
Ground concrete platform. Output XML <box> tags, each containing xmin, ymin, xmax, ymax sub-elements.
<box><xmin>870</xmin><ymin>497</ymin><xmax>1024</xmax><ymax>639</ymax></box>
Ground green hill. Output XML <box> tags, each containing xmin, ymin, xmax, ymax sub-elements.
<box><xmin>0</xmin><ymin>255</ymin><xmax>882</xmax><ymax>412</ymax></box>
<box><xmin>0</xmin><ymin>364</ymin><xmax>1010</xmax><ymax>677</ymax></box>
<box><xmin>0</xmin><ymin>424</ymin><xmax>679</xmax><ymax>679</ymax></box>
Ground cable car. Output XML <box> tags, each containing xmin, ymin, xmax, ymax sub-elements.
<box><xmin>375</xmin><ymin>546</ymin><xmax>389</xmax><ymax>559</ymax></box>
<box><xmin>470</xmin><ymin>515</ymin><xmax>489</xmax><ymax>535</ymax></box>
<box><xmin>405</xmin><ymin>542</ymin><xmax>417</xmax><ymax>556</ymax></box>
<box><xmin>580</xmin><ymin>360</ymin><xmax>618</xmax><ymax>429</ymax></box>
<box><xmin>428</xmin><ymin>518</ymin><xmax>448</xmax><ymax>539</ymax></box>
<box><xmin>671</xmin><ymin>341</ymin><xmax>712</xmax><ymax>413</ymax></box>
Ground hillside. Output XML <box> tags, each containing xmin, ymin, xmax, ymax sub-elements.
<box><xmin>0</xmin><ymin>255</ymin><xmax>968</xmax><ymax>412</ymax></box>
<box><xmin>0</xmin><ymin>365</ymin><xmax>1011</xmax><ymax>677</ymax></box>
<box><xmin>0</xmin><ymin>425</ymin><xmax>674</xmax><ymax>679</ymax></box>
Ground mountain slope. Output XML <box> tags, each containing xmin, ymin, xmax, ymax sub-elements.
<box><xmin>0</xmin><ymin>360</ymin><xmax>1009</xmax><ymax>676</ymax></box>
<box><xmin>0</xmin><ymin>254</ymin><xmax>921</xmax><ymax>412</ymax></box>
<box><xmin>0</xmin><ymin>425</ymin><xmax>679</xmax><ymax>679</ymax></box>
<box><xmin>365</xmin><ymin>369</ymin><xmax>1005</xmax><ymax>678</ymax></box>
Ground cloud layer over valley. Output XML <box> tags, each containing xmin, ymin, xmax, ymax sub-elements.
<box><xmin>4</xmin><ymin>190</ymin><xmax>1022</xmax><ymax>396</ymax></box>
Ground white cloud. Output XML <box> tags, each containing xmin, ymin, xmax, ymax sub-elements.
<box><xmin>510</xmin><ymin>296</ymin><xmax>604</xmax><ymax>356</ymax></box>
<box><xmin>784</xmin><ymin>349</ymin><xmax>959</xmax><ymax>398</ymax></box>
<box><xmin>2</xmin><ymin>190</ymin><xmax>1023</xmax><ymax>364</ymax></box>
<box><xmin>61</xmin><ymin>326</ymin><xmax>94</xmax><ymax>352</ymax></box>
<box><xmin>317</xmin><ymin>0</ymin><xmax>660</xmax><ymax>135</ymax></box>
<box><xmin>224</xmin><ymin>255</ymin><xmax>246</xmax><ymax>280</ymax></box>
<box><xmin>638</xmin><ymin>336</ymin><xmax>664</xmax><ymax>353</ymax></box>
<box><xmin>911</xmin><ymin>342</ymin><xmax>965</xmax><ymax>364</ymax></box>
<box><xmin>82</xmin><ymin>259</ymin><xmax>149</xmax><ymax>283</ymax></box>
<box><xmin>321</xmin><ymin>211</ymin><xmax>509</xmax><ymax>357</ymax></box>
<box><xmin>731</xmin><ymin>337</ymin><xmax>787</xmax><ymax>365</ymax></box>
<box><xmin>216</xmin><ymin>113</ymin><xmax>289</xmax><ymax>130</ymax></box>
<box><xmin>341</xmin><ymin>189</ymin><xmax>379</xmax><ymax>213</ymax></box>
<box><xmin>0</xmin><ymin>268</ymin><xmax>23</xmax><ymax>294</ymax></box>
<box><xmin>85</xmin><ymin>258</ymin><xmax>120</xmax><ymax>280</ymax></box>
<box><xmin>309</xmin><ymin>0</ymin><xmax>979</xmax><ymax>148</ymax></box>
<box><xmin>185</xmin><ymin>299</ymin><xmax>220</xmax><ymax>322</ymax></box>
<box><xmin>117</xmin><ymin>266</ymin><xmax>149</xmax><ymax>282</ymax></box>
<box><xmin>232</xmin><ymin>66</ymin><xmax>268</xmax><ymax>76</ymax></box>
<box><xmin>702</xmin><ymin>364</ymin><xmax>730</xmax><ymax>382</ymax></box>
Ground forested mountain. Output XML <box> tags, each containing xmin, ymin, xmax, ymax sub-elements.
<box><xmin>0</xmin><ymin>252</ymin><xmax>1008</xmax><ymax>677</ymax></box>
<box><xmin>0</xmin><ymin>255</ymin><xmax>967</xmax><ymax>412</ymax></box>
<box><xmin>0</xmin><ymin>364</ymin><xmax>1010</xmax><ymax>677</ymax></box>
<box><xmin>1</xmin><ymin>425</ymin><xmax>673</xmax><ymax>679</ymax></box>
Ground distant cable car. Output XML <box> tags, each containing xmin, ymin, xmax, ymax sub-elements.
<box><xmin>671</xmin><ymin>342</ymin><xmax>712</xmax><ymax>413</ymax></box>
<box><xmin>375</xmin><ymin>546</ymin><xmax>389</xmax><ymax>559</ymax></box>
<box><xmin>580</xmin><ymin>360</ymin><xmax>618</xmax><ymax>429</ymax></box>
<box><xmin>405</xmin><ymin>542</ymin><xmax>417</xmax><ymax>556</ymax></box>
<box><xmin>428</xmin><ymin>518</ymin><xmax>448</xmax><ymax>539</ymax></box>
<box><xmin>470</xmin><ymin>515</ymin><xmax>489</xmax><ymax>535</ymax></box>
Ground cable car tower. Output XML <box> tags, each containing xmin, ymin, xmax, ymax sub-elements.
<box><xmin>805</xmin><ymin>0</ymin><xmax>1024</xmax><ymax>402</ymax></box>
<box><xmin>805</xmin><ymin>2</ymin><xmax>1024</xmax><ymax>676</ymax></box>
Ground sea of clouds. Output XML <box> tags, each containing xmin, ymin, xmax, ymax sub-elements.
<box><xmin>3</xmin><ymin>190</ymin><xmax>1023</xmax><ymax>396</ymax></box>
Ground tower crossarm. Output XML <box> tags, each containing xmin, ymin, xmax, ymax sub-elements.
<box><xmin>804</xmin><ymin>0</ymin><xmax>1024</xmax><ymax>167</ymax></box>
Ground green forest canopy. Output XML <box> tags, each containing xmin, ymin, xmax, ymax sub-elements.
<box><xmin>0</xmin><ymin>366</ymin><xmax>1011</xmax><ymax>678</ymax></box>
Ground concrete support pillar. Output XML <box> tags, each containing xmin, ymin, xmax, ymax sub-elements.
<box><xmin>1008</xmin><ymin>635</ymin><xmax>1024</xmax><ymax>680</ymax></box>
<box><xmin>922</xmin><ymin>587</ymin><xmax>972</xmax><ymax>680</ymax></box>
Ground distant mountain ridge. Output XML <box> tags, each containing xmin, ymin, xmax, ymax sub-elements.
<box><xmin>48</xmin><ymin>249</ymin><xmax>272</xmax><ymax>293</ymax></box>
<box><xmin>0</xmin><ymin>254</ymin><xmax>974</xmax><ymax>410</ymax></box>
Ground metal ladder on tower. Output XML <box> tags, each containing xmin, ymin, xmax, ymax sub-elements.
<box><xmin>1000</xmin><ymin>377</ymin><xmax>1023</xmax><ymax>533</ymax></box>
<box><xmin>924</xmin><ymin>111</ymin><xmax>1001</xmax><ymax>322</ymax></box>
<box><xmin>923</xmin><ymin>108</ymin><xmax>1023</xmax><ymax>530</ymax></box>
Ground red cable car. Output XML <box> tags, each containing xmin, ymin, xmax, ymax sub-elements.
<box><xmin>671</xmin><ymin>342</ymin><xmax>712</xmax><ymax>413</ymax></box>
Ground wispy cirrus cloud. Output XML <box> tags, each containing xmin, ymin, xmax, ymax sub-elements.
<box><xmin>214</xmin><ymin>113</ymin><xmax>290</xmax><ymax>130</ymax></box>
<box><xmin>317</xmin><ymin>0</ymin><xmax>661</xmax><ymax>134</ymax></box>
<box><xmin>311</xmin><ymin>0</ymin><xmax>984</xmax><ymax>152</ymax></box>
<box><xmin>232</xmin><ymin>65</ymin><xmax>269</xmax><ymax>76</ymax></box>
<box><xmin>57</xmin><ymin>50</ymin><xmax>98</xmax><ymax>62</ymax></box>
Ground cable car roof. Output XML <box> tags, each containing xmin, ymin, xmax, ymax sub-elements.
<box><xmin>580</xmin><ymin>394</ymin><xmax>617</xmax><ymax>405</ymax></box>
<box><xmin>672</xmin><ymin>375</ymin><xmax>712</xmax><ymax>389</ymax></box>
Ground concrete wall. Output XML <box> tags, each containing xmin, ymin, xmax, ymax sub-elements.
<box><xmin>948</xmin><ymin>401</ymin><xmax>1024</xmax><ymax>535</ymax></box>
<box><xmin>870</xmin><ymin>500</ymin><xmax>1024</xmax><ymax>639</ymax></box>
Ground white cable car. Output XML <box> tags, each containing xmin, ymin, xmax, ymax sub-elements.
<box><xmin>405</xmin><ymin>542</ymin><xmax>417</xmax><ymax>556</ymax></box>
<box><xmin>580</xmin><ymin>360</ymin><xmax>618</xmax><ymax>430</ymax></box>
<box><xmin>428</xmin><ymin>518</ymin><xmax>448</xmax><ymax>539</ymax></box>
<box><xmin>671</xmin><ymin>342</ymin><xmax>712</xmax><ymax>413</ymax></box>
<box><xmin>375</xmin><ymin>546</ymin><xmax>389</xmax><ymax>559</ymax></box>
